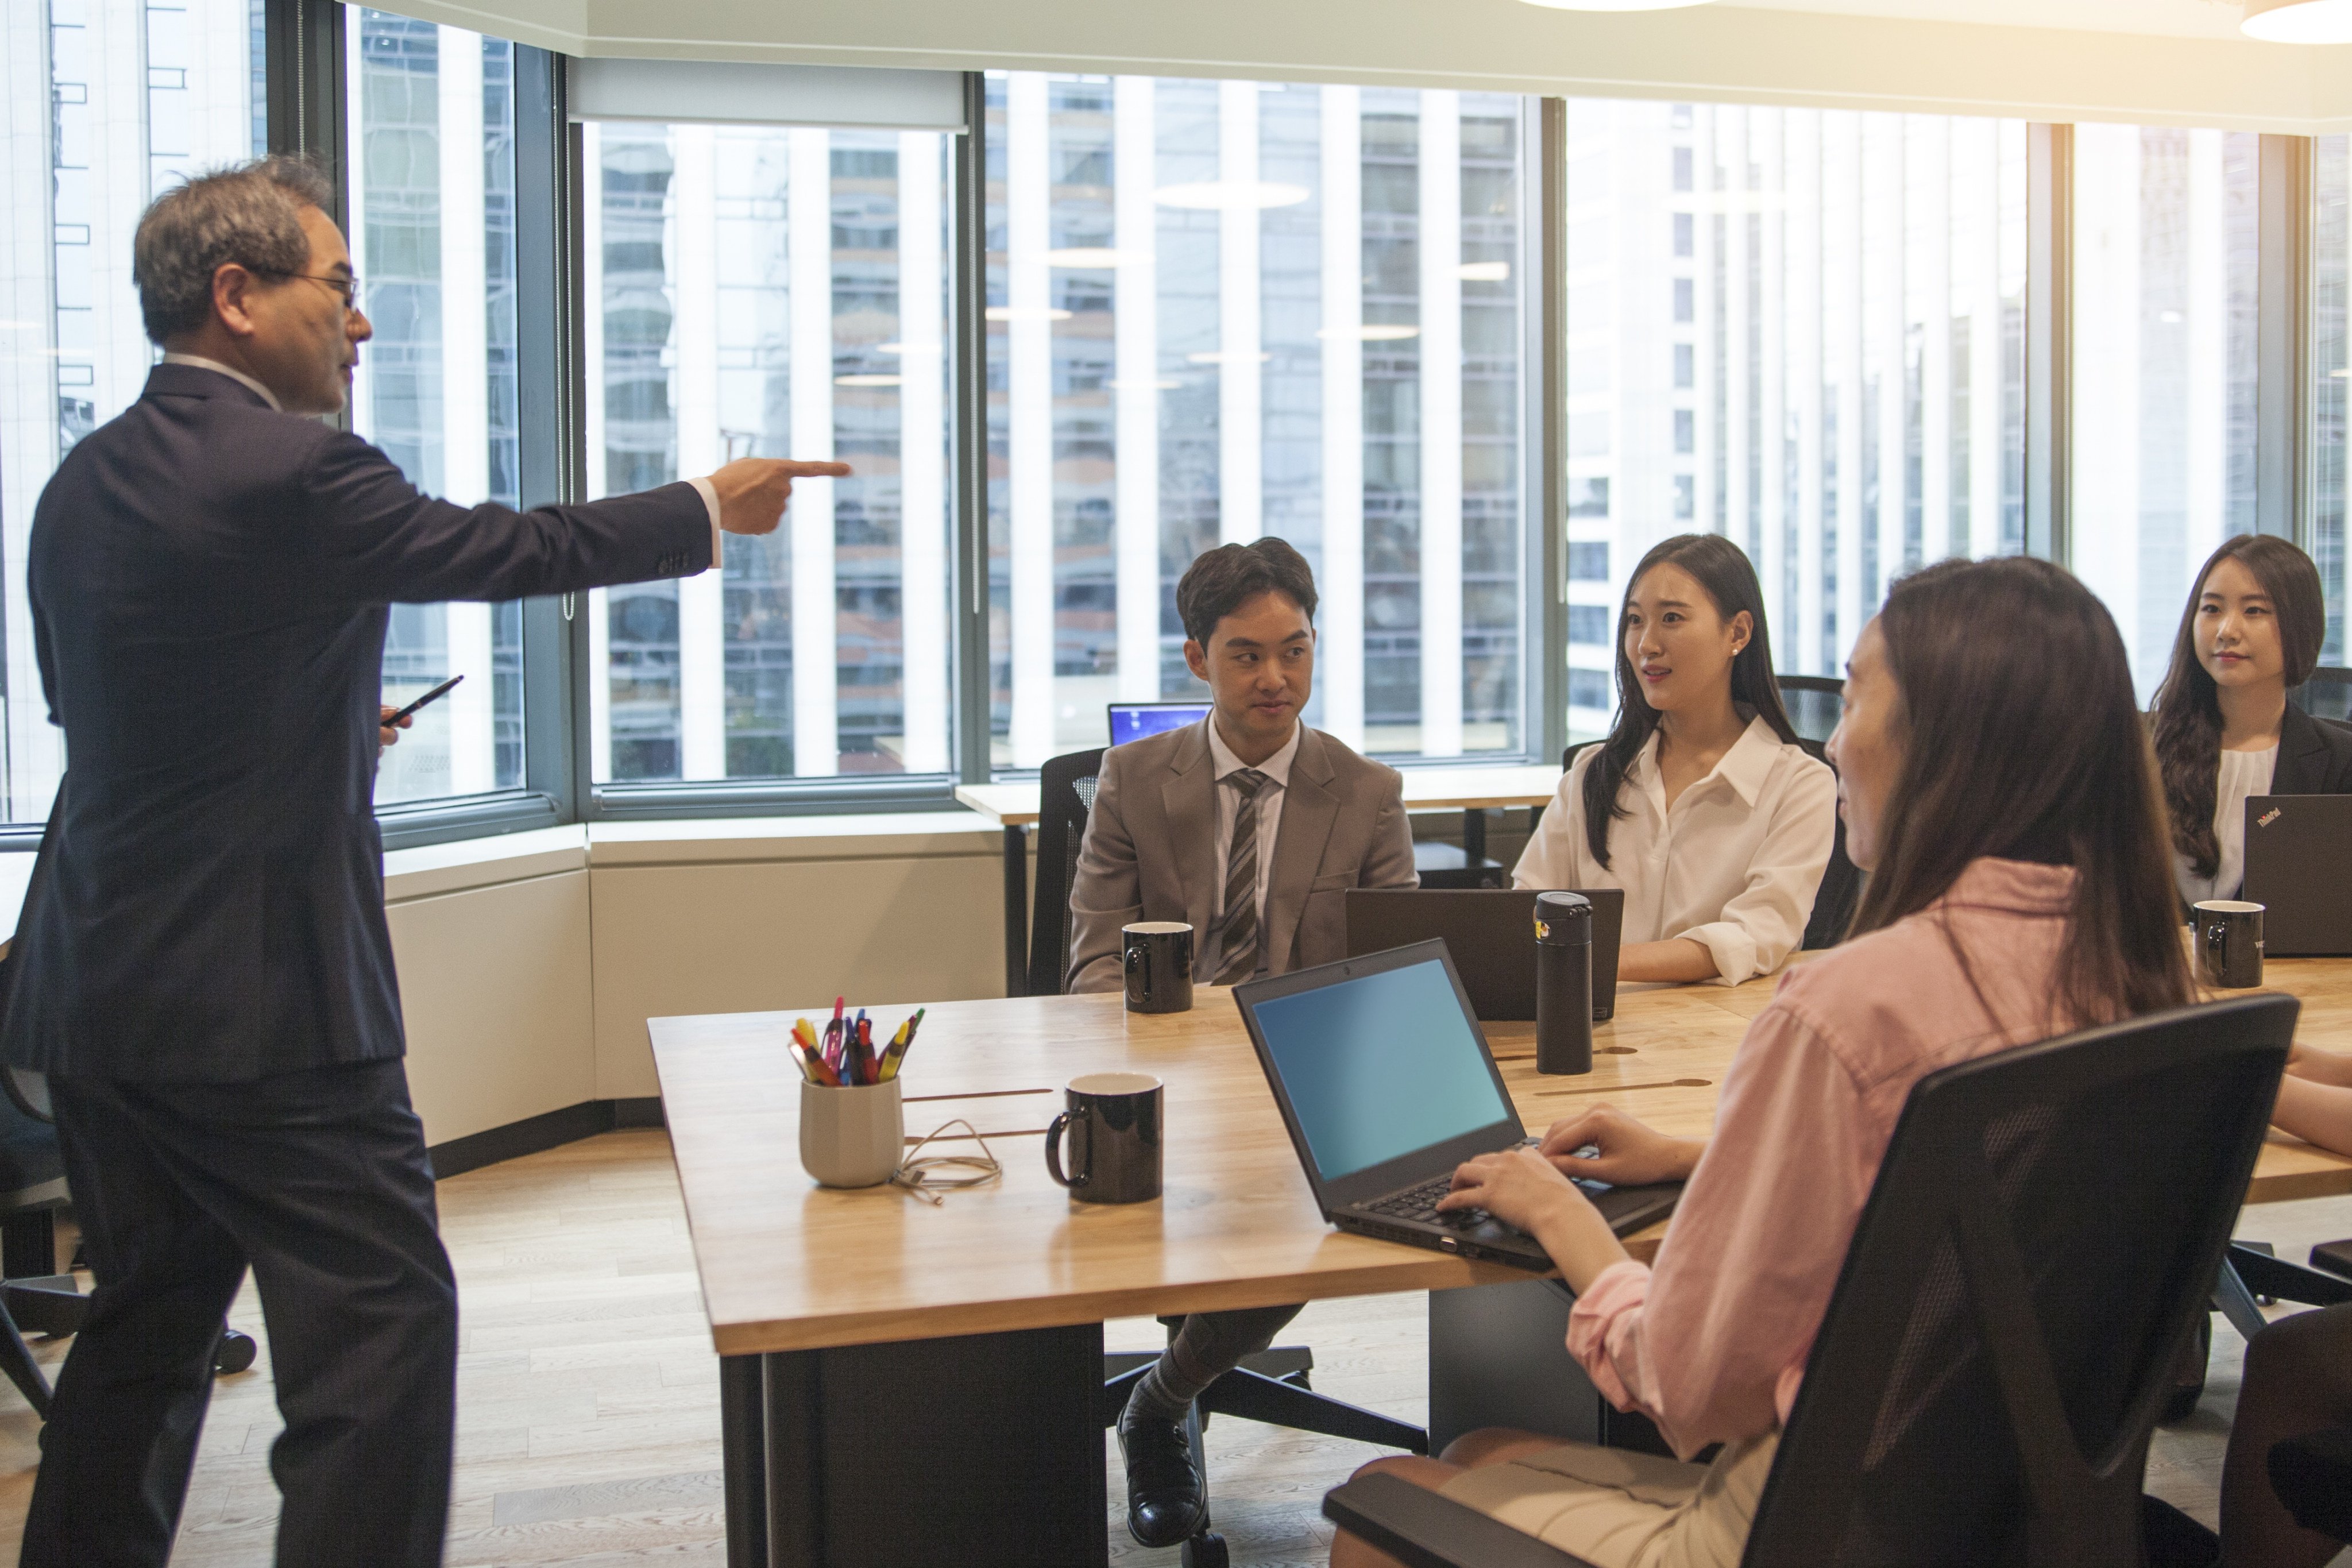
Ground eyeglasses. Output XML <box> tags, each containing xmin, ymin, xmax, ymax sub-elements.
<box><xmin>267</xmin><ymin>272</ymin><xmax>364</xmax><ymax>312</ymax></box>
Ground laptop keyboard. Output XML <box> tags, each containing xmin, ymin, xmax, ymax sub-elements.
<box><xmin>1364</xmin><ymin>1173</ymin><xmax>1490</xmax><ymax>1230</ymax></box>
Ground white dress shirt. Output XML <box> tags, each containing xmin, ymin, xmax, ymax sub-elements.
<box><xmin>2175</xmin><ymin>743</ymin><xmax>2278</xmax><ymax>906</ymax></box>
<box><xmin>156</xmin><ymin>353</ymin><xmax>726</xmax><ymax>563</ymax></box>
<box><xmin>1512</xmin><ymin>715</ymin><xmax>1837</xmax><ymax>985</ymax></box>
<box><xmin>1201</xmin><ymin>718</ymin><xmax>1302</xmax><ymax>979</ymax></box>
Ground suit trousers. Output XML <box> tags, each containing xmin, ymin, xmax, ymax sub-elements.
<box><xmin>21</xmin><ymin>1059</ymin><xmax>458</xmax><ymax>1568</ymax></box>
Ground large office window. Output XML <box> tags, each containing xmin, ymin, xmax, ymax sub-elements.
<box><xmin>580</xmin><ymin>120</ymin><xmax>954</xmax><ymax>781</ymax></box>
<box><xmin>2318</xmin><ymin>135</ymin><xmax>2348</xmax><ymax>664</ymax></box>
<box><xmin>1561</xmin><ymin>101</ymin><xmax>2027</xmax><ymax>735</ymax></box>
<box><xmin>983</xmin><ymin>75</ymin><xmax>1528</xmax><ymax>768</ymax></box>
<box><xmin>0</xmin><ymin>0</ymin><xmax>264</xmax><ymax>827</ymax></box>
<box><xmin>346</xmin><ymin>10</ymin><xmax>527</xmax><ymax>804</ymax></box>
<box><xmin>2071</xmin><ymin>125</ymin><xmax>2261</xmax><ymax>698</ymax></box>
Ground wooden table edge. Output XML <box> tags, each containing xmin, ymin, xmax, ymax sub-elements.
<box><xmin>704</xmin><ymin>1253</ymin><xmax>1546</xmax><ymax>1358</ymax></box>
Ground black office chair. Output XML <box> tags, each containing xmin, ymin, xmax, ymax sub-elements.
<box><xmin>0</xmin><ymin>1066</ymin><xmax>82</xmax><ymax>1417</ymax></box>
<box><xmin>2289</xmin><ymin>665</ymin><xmax>2352</xmax><ymax>725</ymax></box>
<box><xmin>1326</xmin><ymin>991</ymin><xmax>2297</xmax><ymax>1568</ymax></box>
<box><xmin>1561</xmin><ymin>737</ymin><xmax>1859</xmax><ymax>952</ymax></box>
<box><xmin>1413</xmin><ymin>839</ymin><xmax>1508</xmax><ymax>890</ymax></box>
<box><xmin>1026</xmin><ymin>747</ymin><xmax>1107</xmax><ymax>999</ymax></box>
<box><xmin>1775</xmin><ymin>674</ymin><xmax>1843</xmax><ymax>744</ymax></box>
<box><xmin>1027</xmin><ymin>748</ymin><xmax>1429</xmax><ymax>1567</ymax></box>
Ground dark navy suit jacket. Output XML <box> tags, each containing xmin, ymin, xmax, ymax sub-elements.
<box><xmin>2277</xmin><ymin>701</ymin><xmax>2352</xmax><ymax>796</ymax></box>
<box><xmin>2</xmin><ymin>362</ymin><xmax>710</xmax><ymax>1082</ymax></box>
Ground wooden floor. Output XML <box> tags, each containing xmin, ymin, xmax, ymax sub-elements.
<box><xmin>0</xmin><ymin>1127</ymin><xmax>2341</xmax><ymax>1565</ymax></box>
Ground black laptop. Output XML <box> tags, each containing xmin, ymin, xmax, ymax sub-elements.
<box><xmin>1345</xmin><ymin>887</ymin><xmax>1626</xmax><ymax>1021</ymax></box>
<box><xmin>1232</xmin><ymin>941</ymin><xmax>1683</xmax><ymax>1269</ymax></box>
<box><xmin>2243</xmin><ymin>794</ymin><xmax>2352</xmax><ymax>956</ymax></box>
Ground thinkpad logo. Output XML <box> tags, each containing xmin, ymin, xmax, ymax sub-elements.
<box><xmin>2258</xmin><ymin>808</ymin><xmax>2283</xmax><ymax>828</ymax></box>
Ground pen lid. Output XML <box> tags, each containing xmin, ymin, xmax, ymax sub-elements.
<box><xmin>1533</xmin><ymin>890</ymin><xmax>1593</xmax><ymax>946</ymax></box>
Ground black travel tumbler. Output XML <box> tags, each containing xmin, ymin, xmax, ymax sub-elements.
<box><xmin>1534</xmin><ymin>891</ymin><xmax>1594</xmax><ymax>1076</ymax></box>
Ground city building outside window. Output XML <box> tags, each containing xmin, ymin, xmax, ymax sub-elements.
<box><xmin>0</xmin><ymin>0</ymin><xmax>265</xmax><ymax>826</ymax></box>
<box><xmin>2071</xmin><ymin>125</ymin><xmax>2262</xmax><ymax>699</ymax></box>
<box><xmin>579</xmin><ymin>119</ymin><xmax>955</xmax><ymax>782</ymax></box>
<box><xmin>2315</xmin><ymin>134</ymin><xmax>2347</xmax><ymax>665</ymax></box>
<box><xmin>982</xmin><ymin>74</ymin><xmax>1528</xmax><ymax>768</ymax></box>
<box><xmin>1562</xmin><ymin>100</ymin><xmax>2027</xmax><ymax>737</ymax></box>
<box><xmin>346</xmin><ymin>10</ymin><xmax>528</xmax><ymax>803</ymax></box>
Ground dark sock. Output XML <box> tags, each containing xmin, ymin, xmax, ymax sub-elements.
<box><xmin>1124</xmin><ymin>1304</ymin><xmax>1305</xmax><ymax>1426</ymax></box>
<box><xmin>1125</xmin><ymin>1341</ymin><xmax>1212</xmax><ymax>1424</ymax></box>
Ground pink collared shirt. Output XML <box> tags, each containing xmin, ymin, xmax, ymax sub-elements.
<box><xmin>1567</xmin><ymin>858</ymin><xmax>2091</xmax><ymax>1458</ymax></box>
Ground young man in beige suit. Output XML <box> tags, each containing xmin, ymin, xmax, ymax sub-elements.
<box><xmin>1066</xmin><ymin>537</ymin><xmax>1416</xmax><ymax>1547</ymax></box>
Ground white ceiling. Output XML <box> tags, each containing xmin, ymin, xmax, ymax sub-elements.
<box><xmin>1718</xmin><ymin>0</ymin><xmax>2253</xmax><ymax>41</ymax></box>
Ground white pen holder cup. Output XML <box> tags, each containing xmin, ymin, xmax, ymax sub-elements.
<box><xmin>798</xmin><ymin>1078</ymin><xmax>904</xmax><ymax>1189</ymax></box>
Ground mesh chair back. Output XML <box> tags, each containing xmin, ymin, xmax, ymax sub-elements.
<box><xmin>1776</xmin><ymin>674</ymin><xmax>1843</xmax><ymax>744</ymax></box>
<box><xmin>1743</xmin><ymin>992</ymin><xmax>2295</xmax><ymax>1568</ymax></box>
<box><xmin>1559</xmin><ymin>736</ymin><xmax>1860</xmax><ymax>951</ymax></box>
<box><xmin>2292</xmin><ymin>666</ymin><xmax>2352</xmax><ymax>724</ymax></box>
<box><xmin>1028</xmin><ymin>747</ymin><xmax>1107</xmax><ymax>997</ymax></box>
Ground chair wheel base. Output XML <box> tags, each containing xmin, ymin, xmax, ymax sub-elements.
<box><xmin>1181</xmin><ymin>1531</ymin><xmax>1228</xmax><ymax>1568</ymax></box>
<box><xmin>214</xmin><ymin>1330</ymin><xmax>257</xmax><ymax>1376</ymax></box>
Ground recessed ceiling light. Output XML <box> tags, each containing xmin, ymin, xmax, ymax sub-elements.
<box><xmin>2242</xmin><ymin>0</ymin><xmax>2352</xmax><ymax>41</ymax></box>
<box><xmin>1041</xmin><ymin>248</ymin><xmax>1136</xmax><ymax>268</ymax></box>
<box><xmin>1458</xmin><ymin>261</ymin><xmax>1512</xmax><ymax>283</ymax></box>
<box><xmin>835</xmin><ymin>374</ymin><xmax>902</xmax><ymax>387</ymax></box>
<box><xmin>984</xmin><ymin>307</ymin><xmax>1073</xmax><ymax>323</ymax></box>
<box><xmin>877</xmin><ymin>342</ymin><xmax>939</xmax><ymax>356</ymax></box>
<box><xmin>2335</xmin><ymin>368</ymin><xmax>2351</xmax><ymax>378</ymax></box>
<box><xmin>1187</xmin><ymin>350</ymin><xmax>1274</xmax><ymax>365</ymax></box>
<box><xmin>1155</xmin><ymin>181</ymin><xmax>1310</xmax><ymax>211</ymax></box>
<box><xmin>1317</xmin><ymin>325</ymin><xmax>1421</xmax><ymax>342</ymax></box>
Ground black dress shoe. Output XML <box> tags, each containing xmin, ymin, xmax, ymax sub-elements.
<box><xmin>1118</xmin><ymin>1400</ymin><xmax>1207</xmax><ymax>1547</ymax></box>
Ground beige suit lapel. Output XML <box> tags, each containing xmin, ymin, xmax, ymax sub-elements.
<box><xmin>1262</xmin><ymin>727</ymin><xmax>1341</xmax><ymax>975</ymax></box>
<box><xmin>1160</xmin><ymin>723</ymin><xmax>1219</xmax><ymax>941</ymax></box>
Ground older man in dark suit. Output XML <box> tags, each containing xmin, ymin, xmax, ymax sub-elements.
<box><xmin>2</xmin><ymin>156</ymin><xmax>845</xmax><ymax>1568</ymax></box>
<box><xmin>1066</xmin><ymin>538</ymin><xmax>1417</xmax><ymax>1548</ymax></box>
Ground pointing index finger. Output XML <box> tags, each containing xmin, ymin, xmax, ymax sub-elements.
<box><xmin>775</xmin><ymin>460</ymin><xmax>852</xmax><ymax>478</ymax></box>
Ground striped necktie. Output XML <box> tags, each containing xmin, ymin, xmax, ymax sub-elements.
<box><xmin>1211</xmin><ymin>768</ymin><xmax>1270</xmax><ymax>985</ymax></box>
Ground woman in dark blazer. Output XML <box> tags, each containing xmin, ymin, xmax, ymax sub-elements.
<box><xmin>2150</xmin><ymin>535</ymin><xmax>2352</xmax><ymax>907</ymax></box>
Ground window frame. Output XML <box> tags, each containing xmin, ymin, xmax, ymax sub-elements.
<box><xmin>2</xmin><ymin>14</ymin><xmax>2335</xmax><ymax>853</ymax></box>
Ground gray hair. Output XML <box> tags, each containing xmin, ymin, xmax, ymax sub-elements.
<box><xmin>132</xmin><ymin>155</ymin><xmax>337</xmax><ymax>345</ymax></box>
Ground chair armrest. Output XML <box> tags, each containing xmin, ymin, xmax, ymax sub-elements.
<box><xmin>1322</xmin><ymin>1473</ymin><xmax>1603</xmax><ymax>1568</ymax></box>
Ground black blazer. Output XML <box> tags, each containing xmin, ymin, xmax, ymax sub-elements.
<box><xmin>2</xmin><ymin>363</ymin><xmax>712</xmax><ymax>1081</ymax></box>
<box><xmin>2276</xmin><ymin>700</ymin><xmax>2352</xmax><ymax>795</ymax></box>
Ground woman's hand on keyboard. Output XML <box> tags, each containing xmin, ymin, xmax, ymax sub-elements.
<box><xmin>1538</xmin><ymin>1105</ymin><xmax>1706</xmax><ymax>1188</ymax></box>
<box><xmin>1439</xmin><ymin>1146</ymin><xmax>1629</xmax><ymax>1292</ymax></box>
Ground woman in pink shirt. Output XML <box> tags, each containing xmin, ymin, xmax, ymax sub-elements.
<box><xmin>1331</xmin><ymin>556</ymin><xmax>2195</xmax><ymax>1568</ymax></box>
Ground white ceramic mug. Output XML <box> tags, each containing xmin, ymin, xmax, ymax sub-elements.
<box><xmin>799</xmin><ymin>1077</ymin><xmax>904</xmax><ymax>1188</ymax></box>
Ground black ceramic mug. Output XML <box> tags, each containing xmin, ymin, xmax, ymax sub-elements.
<box><xmin>2194</xmin><ymin>900</ymin><xmax>2265</xmax><ymax>990</ymax></box>
<box><xmin>1044</xmin><ymin>1072</ymin><xmax>1164</xmax><ymax>1204</ymax></box>
<box><xmin>1122</xmin><ymin>922</ymin><xmax>1195</xmax><ymax>1014</ymax></box>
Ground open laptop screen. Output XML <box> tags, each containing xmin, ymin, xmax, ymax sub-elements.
<box><xmin>1108</xmin><ymin>702</ymin><xmax>1211</xmax><ymax>747</ymax></box>
<box><xmin>1248</xmin><ymin>956</ymin><xmax>1515</xmax><ymax>1181</ymax></box>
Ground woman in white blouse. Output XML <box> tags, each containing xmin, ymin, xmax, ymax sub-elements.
<box><xmin>2151</xmin><ymin>534</ymin><xmax>2352</xmax><ymax>909</ymax></box>
<box><xmin>1516</xmin><ymin>535</ymin><xmax>1835</xmax><ymax>985</ymax></box>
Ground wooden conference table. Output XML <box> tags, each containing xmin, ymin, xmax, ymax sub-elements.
<box><xmin>650</xmin><ymin>959</ymin><xmax>2352</xmax><ymax>1568</ymax></box>
<box><xmin>956</xmin><ymin>762</ymin><xmax>1565</xmax><ymax>995</ymax></box>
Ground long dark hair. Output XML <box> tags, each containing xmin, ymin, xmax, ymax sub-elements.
<box><xmin>2149</xmin><ymin>535</ymin><xmax>2326</xmax><ymax>879</ymax></box>
<box><xmin>1580</xmin><ymin>534</ymin><xmax>1800</xmax><ymax>868</ymax></box>
<box><xmin>1850</xmin><ymin>557</ymin><xmax>2192</xmax><ymax>1028</ymax></box>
